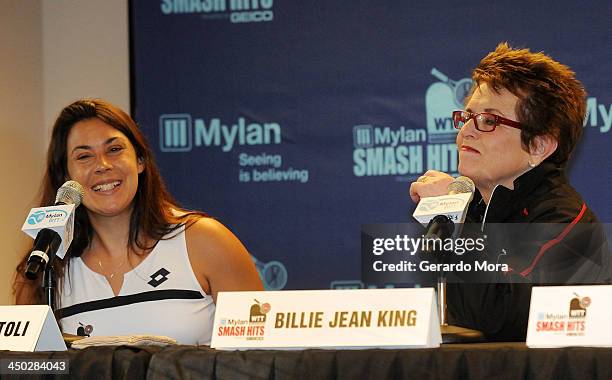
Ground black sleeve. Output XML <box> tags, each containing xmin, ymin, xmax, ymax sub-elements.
<box><xmin>447</xmin><ymin>282</ymin><xmax>531</xmax><ymax>341</ymax></box>
<box><xmin>447</xmin><ymin>205</ymin><xmax>611</xmax><ymax>341</ymax></box>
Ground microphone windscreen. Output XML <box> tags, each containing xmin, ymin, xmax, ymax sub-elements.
<box><xmin>448</xmin><ymin>176</ymin><xmax>475</xmax><ymax>194</ymax></box>
<box><xmin>56</xmin><ymin>180</ymin><xmax>84</xmax><ymax>207</ymax></box>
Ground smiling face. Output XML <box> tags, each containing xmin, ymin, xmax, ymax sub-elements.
<box><xmin>66</xmin><ymin>118</ymin><xmax>144</xmax><ymax>219</ymax></box>
<box><xmin>456</xmin><ymin>83</ymin><xmax>532</xmax><ymax>193</ymax></box>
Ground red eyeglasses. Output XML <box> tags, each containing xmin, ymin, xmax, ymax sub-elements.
<box><xmin>452</xmin><ymin>110</ymin><xmax>523</xmax><ymax>132</ymax></box>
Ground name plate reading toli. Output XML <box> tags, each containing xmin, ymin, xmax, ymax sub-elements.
<box><xmin>0</xmin><ymin>305</ymin><xmax>66</xmax><ymax>351</ymax></box>
<box><xmin>527</xmin><ymin>285</ymin><xmax>612</xmax><ymax>348</ymax></box>
<box><xmin>211</xmin><ymin>288</ymin><xmax>441</xmax><ymax>350</ymax></box>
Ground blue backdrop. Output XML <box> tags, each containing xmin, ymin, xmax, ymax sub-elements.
<box><xmin>130</xmin><ymin>0</ymin><xmax>612</xmax><ymax>290</ymax></box>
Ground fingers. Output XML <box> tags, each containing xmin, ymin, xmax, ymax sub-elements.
<box><xmin>409</xmin><ymin>182</ymin><xmax>422</xmax><ymax>203</ymax></box>
<box><xmin>409</xmin><ymin>171</ymin><xmax>454</xmax><ymax>203</ymax></box>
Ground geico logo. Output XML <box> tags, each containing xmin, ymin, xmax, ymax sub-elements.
<box><xmin>230</xmin><ymin>10</ymin><xmax>273</xmax><ymax>23</ymax></box>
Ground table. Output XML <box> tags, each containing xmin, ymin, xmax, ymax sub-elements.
<box><xmin>2</xmin><ymin>343</ymin><xmax>612</xmax><ymax>379</ymax></box>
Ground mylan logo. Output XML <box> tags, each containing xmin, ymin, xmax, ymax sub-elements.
<box><xmin>27</xmin><ymin>211</ymin><xmax>47</xmax><ymax>225</ymax></box>
<box><xmin>160</xmin><ymin>113</ymin><xmax>282</xmax><ymax>153</ymax></box>
<box><xmin>353</xmin><ymin>125</ymin><xmax>374</xmax><ymax>148</ymax></box>
<box><xmin>160</xmin><ymin>114</ymin><xmax>193</xmax><ymax>152</ymax></box>
<box><xmin>27</xmin><ymin>209</ymin><xmax>68</xmax><ymax>225</ymax></box>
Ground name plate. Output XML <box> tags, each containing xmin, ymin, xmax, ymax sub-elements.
<box><xmin>0</xmin><ymin>305</ymin><xmax>66</xmax><ymax>351</ymax></box>
<box><xmin>527</xmin><ymin>285</ymin><xmax>612</xmax><ymax>348</ymax></box>
<box><xmin>211</xmin><ymin>288</ymin><xmax>441</xmax><ymax>350</ymax></box>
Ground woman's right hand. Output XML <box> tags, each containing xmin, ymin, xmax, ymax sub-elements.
<box><xmin>409</xmin><ymin>170</ymin><xmax>454</xmax><ymax>203</ymax></box>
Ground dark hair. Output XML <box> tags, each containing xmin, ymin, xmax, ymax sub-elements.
<box><xmin>15</xmin><ymin>99</ymin><xmax>205</xmax><ymax>303</ymax></box>
<box><xmin>468</xmin><ymin>42</ymin><xmax>587</xmax><ymax>166</ymax></box>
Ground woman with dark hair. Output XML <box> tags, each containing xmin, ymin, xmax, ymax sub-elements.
<box><xmin>14</xmin><ymin>99</ymin><xmax>263</xmax><ymax>344</ymax></box>
<box><xmin>409</xmin><ymin>43</ymin><xmax>611</xmax><ymax>341</ymax></box>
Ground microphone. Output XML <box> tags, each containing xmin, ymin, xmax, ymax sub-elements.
<box><xmin>423</xmin><ymin>214</ymin><xmax>455</xmax><ymax>241</ymax></box>
<box><xmin>22</xmin><ymin>180</ymin><xmax>84</xmax><ymax>280</ymax></box>
<box><xmin>448</xmin><ymin>176</ymin><xmax>475</xmax><ymax>195</ymax></box>
<box><xmin>54</xmin><ymin>180</ymin><xmax>85</xmax><ymax>206</ymax></box>
<box><xmin>25</xmin><ymin>229</ymin><xmax>61</xmax><ymax>280</ymax></box>
<box><xmin>412</xmin><ymin>176</ymin><xmax>475</xmax><ymax>228</ymax></box>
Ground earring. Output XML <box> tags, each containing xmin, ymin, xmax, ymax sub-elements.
<box><xmin>528</xmin><ymin>161</ymin><xmax>537</xmax><ymax>168</ymax></box>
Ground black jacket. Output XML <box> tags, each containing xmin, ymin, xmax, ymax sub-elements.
<box><xmin>447</xmin><ymin>161</ymin><xmax>611</xmax><ymax>341</ymax></box>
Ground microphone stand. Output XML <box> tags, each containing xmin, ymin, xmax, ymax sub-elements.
<box><xmin>26</xmin><ymin>228</ymin><xmax>61</xmax><ymax>313</ymax></box>
<box><xmin>425</xmin><ymin>216</ymin><xmax>484</xmax><ymax>343</ymax></box>
<box><xmin>437</xmin><ymin>273</ymin><xmax>484</xmax><ymax>343</ymax></box>
<box><xmin>42</xmin><ymin>253</ymin><xmax>82</xmax><ymax>346</ymax></box>
<box><xmin>43</xmin><ymin>258</ymin><xmax>56</xmax><ymax>313</ymax></box>
<box><xmin>437</xmin><ymin>273</ymin><xmax>447</xmax><ymax>324</ymax></box>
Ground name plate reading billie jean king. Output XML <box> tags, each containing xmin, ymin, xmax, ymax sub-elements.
<box><xmin>211</xmin><ymin>288</ymin><xmax>441</xmax><ymax>349</ymax></box>
<box><xmin>0</xmin><ymin>305</ymin><xmax>66</xmax><ymax>351</ymax></box>
<box><xmin>527</xmin><ymin>285</ymin><xmax>612</xmax><ymax>348</ymax></box>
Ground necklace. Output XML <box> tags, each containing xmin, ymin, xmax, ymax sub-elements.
<box><xmin>97</xmin><ymin>250</ymin><xmax>130</xmax><ymax>279</ymax></box>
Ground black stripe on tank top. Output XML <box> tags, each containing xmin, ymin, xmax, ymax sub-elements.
<box><xmin>56</xmin><ymin>289</ymin><xmax>205</xmax><ymax>319</ymax></box>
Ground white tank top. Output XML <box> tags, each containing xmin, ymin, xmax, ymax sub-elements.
<box><xmin>57</xmin><ymin>225</ymin><xmax>215</xmax><ymax>345</ymax></box>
